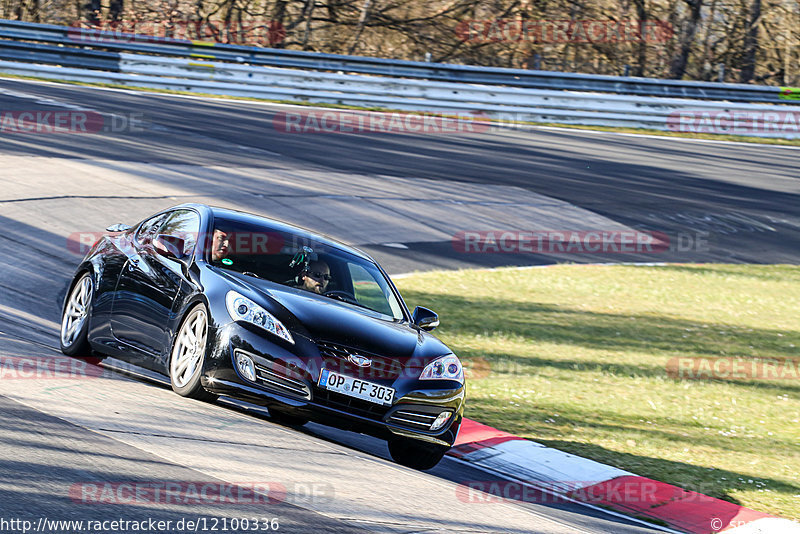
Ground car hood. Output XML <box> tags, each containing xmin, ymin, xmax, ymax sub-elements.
<box><xmin>228</xmin><ymin>273</ymin><xmax>450</xmax><ymax>360</ymax></box>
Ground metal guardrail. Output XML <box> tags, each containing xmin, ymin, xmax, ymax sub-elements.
<box><xmin>0</xmin><ymin>19</ymin><xmax>798</xmax><ymax>139</ymax></box>
<box><xmin>0</xmin><ymin>38</ymin><xmax>121</xmax><ymax>70</ymax></box>
<box><xmin>1</xmin><ymin>52</ymin><xmax>799</xmax><ymax>139</ymax></box>
<box><xmin>0</xmin><ymin>18</ymin><xmax>796</xmax><ymax>104</ymax></box>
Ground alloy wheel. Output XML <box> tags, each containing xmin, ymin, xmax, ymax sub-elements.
<box><xmin>170</xmin><ymin>307</ymin><xmax>208</xmax><ymax>388</ymax></box>
<box><xmin>61</xmin><ymin>275</ymin><xmax>92</xmax><ymax>348</ymax></box>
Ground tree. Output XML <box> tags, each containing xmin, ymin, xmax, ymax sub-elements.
<box><xmin>739</xmin><ymin>0</ymin><xmax>761</xmax><ymax>82</ymax></box>
<box><xmin>669</xmin><ymin>0</ymin><xmax>703</xmax><ymax>79</ymax></box>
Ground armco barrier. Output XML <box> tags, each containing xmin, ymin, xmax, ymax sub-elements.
<box><xmin>0</xmin><ymin>18</ymin><xmax>797</xmax><ymax>104</ymax></box>
<box><xmin>1</xmin><ymin>20</ymin><xmax>799</xmax><ymax>138</ymax></box>
<box><xmin>1</xmin><ymin>53</ymin><xmax>799</xmax><ymax>138</ymax></box>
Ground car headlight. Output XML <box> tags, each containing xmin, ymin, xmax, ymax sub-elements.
<box><xmin>225</xmin><ymin>291</ymin><xmax>294</xmax><ymax>344</ymax></box>
<box><xmin>420</xmin><ymin>354</ymin><xmax>464</xmax><ymax>384</ymax></box>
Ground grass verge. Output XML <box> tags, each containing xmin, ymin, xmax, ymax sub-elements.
<box><xmin>395</xmin><ymin>264</ymin><xmax>800</xmax><ymax>520</ymax></box>
<box><xmin>2</xmin><ymin>72</ymin><xmax>800</xmax><ymax>147</ymax></box>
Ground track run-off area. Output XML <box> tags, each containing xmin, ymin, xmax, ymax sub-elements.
<box><xmin>0</xmin><ymin>77</ymin><xmax>798</xmax><ymax>533</ymax></box>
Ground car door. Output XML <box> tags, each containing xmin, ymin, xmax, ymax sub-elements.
<box><xmin>110</xmin><ymin>209</ymin><xmax>200</xmax><ymax>357</ymax></box>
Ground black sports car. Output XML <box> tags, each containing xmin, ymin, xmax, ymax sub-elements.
<box><xmin>60</xmin><ymin>204</ymin><xmax>465</xmax><ymax>469</ymax></box>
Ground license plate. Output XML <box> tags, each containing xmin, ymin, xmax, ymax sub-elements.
<box><xmin>318</xmin><ymin>369</ymin><xmax>395</xmax><ymax>406</ymax></box>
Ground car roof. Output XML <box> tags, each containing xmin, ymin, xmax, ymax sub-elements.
<box><xmin>203</xmin><ymin>205</ymin><xmax>375</xmax><ymax>262</ymax></box>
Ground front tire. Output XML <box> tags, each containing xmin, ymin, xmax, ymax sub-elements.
<box><xmin>169</xmin><ymin>304</ymin><xmax>216</xmax><ymax>402</ymax></box>
<box><xmin>388</xmin><ymin>437</ymin><xmax>449</xmax><ymax>470</ymax></box>
<box><xmin>60</xmin><ymin>273</ymin><xmax>94</xmax><ymax>356</ymax></box>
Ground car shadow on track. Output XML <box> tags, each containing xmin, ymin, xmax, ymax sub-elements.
<box><xmin>87</xmin><ymin>357</ymin><xmax>664</xmax><ymax>533</ymax></box>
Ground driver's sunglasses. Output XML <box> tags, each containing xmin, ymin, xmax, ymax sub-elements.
<box><xmin>308</xmin><ymin>271</ymin><xmax>332</xmax><ymax>282</ymax></box>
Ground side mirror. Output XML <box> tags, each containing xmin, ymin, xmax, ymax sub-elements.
<box><xmin>106</xmin><ymin>223</ymin><xmax>132</xmax><ymax>232</ymax></box>
<box><xmin>153</xmin><ymin>234</ymin><xmax>187</xmax><ymax>261</ymax></box>
<box><xmin>412</xmin><ymin>306</ymin><xmax>439</xmax><ymax>331</ymax></box>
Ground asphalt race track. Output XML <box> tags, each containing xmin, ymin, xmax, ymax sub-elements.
<box><xmin>0</xmin><ymin>77</ymin><xmax>798</xmax><ymax>533</ymax></box>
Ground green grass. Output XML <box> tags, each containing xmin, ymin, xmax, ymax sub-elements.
<box><xmin>2</xmin><ymin>72</ymin><xmax>800</xmax><ymax>147</ymax></box>
<box><xmin>395</xmin><ymin>264</ymin><xmax>800</xmax><ymax>520</ymax></box>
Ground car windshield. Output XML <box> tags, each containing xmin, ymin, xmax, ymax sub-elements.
<box><xmin>208</xmin><ymin>215</ymin><xmax>405</xmax><ymax>321</ymax></box>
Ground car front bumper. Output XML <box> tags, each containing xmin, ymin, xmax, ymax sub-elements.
<box><xmin>202</xmin><ymin>322</ymin><xmax>465</xmax><ymax>447</ymax></box>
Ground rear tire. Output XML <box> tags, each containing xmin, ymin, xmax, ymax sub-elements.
<box><xmin>388</xmin><ymin>437</ymin><xmax>449</xmax><ymax>470</ymax></box>
<box><xmin>169</xmin><ymin>304</ymin><xmax>217</xmax><ymax>402</ymax></box>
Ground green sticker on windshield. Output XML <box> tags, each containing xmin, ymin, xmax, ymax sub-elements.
<box><xmin>221</xmin><ymin>258</ymin><xmax>233</xmax><ymax>265</ymax></box>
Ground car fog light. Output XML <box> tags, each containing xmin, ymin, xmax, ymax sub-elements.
<box><xmin>430</xmin><ymin>411</ymin><xmax>453</xmax><ymax>431</ymax></box>
<box><xmin>236</xmin><ymin>352</ymin><xmax>256</xmax><ymax>382</ymax></box>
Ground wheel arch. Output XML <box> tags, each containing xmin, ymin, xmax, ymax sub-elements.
<box><xmin>166</xmin><ymin>295</ymin><xmax>212</xmax><ymax>367</ymax></box>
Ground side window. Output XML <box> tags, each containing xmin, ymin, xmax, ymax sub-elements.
<box><xmin>158</xmin><ymin>210</ymin><xmax>201</xmax><ymax>256</ymax></box>
<box><xmin>136</xmin><ymin>213</ymin><xmax>170</xmax><ymax>246</ymax></box>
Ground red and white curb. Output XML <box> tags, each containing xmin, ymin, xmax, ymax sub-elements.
<box><xmin>447</xmin><ymin>419</ymin><xmax>799</xmax><ymax>534</ymax></box>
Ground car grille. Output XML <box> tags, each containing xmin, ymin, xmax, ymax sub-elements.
<box><xmin>316</xmin><ymin>340</ymin><xmax>405</xmax><ymax>380</ymax></box>
<box><xmin>251</xmin><ymin>360</ymin><xmax>312</xmax><ymax>400</ymax></box>
<box><xmin>386</xmin><ymin>408</ymin><xmax>449</xmax><ymax>431</ymax></box>
<box><xmin>313</xmin><ymin>388</ymin><xmax>391</xmax><ymax>421</ymax></box>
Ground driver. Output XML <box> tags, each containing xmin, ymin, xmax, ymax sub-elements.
<box><xmin>299</xmin><ymin>260</ymin><xmax>331</xmax><ymax>294</ymax></box>
<box><xmin>211</xmin><ymin>228</ymin><xmax>231</xmax><ymax>263</ymax></box>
